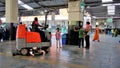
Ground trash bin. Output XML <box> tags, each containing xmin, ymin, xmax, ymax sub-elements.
<box><xmin>62</xmin><ymin>34</ymin><xmax>66</xmax><ymax>45</ymax></box>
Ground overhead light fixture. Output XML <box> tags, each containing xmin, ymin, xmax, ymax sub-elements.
<box><xmin>102</xmin><ymin>0</ymin><xmax>113</xmax><ymax>3</ymax></box>
<box><xmin>104</xmin><ymin>22</ymin><xmax>106</xmax><ymax>25</ymax></box>
<box><xmin>107</xmin><ymin>5</ymin><xmax>115</xmax><ymax>15</ymax></box>
<box><xmin>93</xmin><ymin>16</ymin><xmax>96</xmax><ymax>18</ymax></box>
<box><xmin>44</xmin><ymin>10</ymin><xmax>48</xmax><ymax>13</ymax></box>
<box><xmin>21</xmin><ymin>4</ymin><xmax>33</xmax><ymax>10</ymax></box>
<box><xmin>96</xmin><ymin>22</ymin><xmax>99</xmax><ymax>25</ymax></box>
<box><xmin>102</xmin><ymin>3</ymin><xmax>120</xmax><ymax>6</ymax></box>
<box><xmin>18</xmin><ymin>0</ymin><xmax>24</xmax><ymax>5</ymax></box>
<box><xmin>107</xmin><ymin>5</ymin><xmax>115</xmax><ymax>10</ymax></box>
<box><xmin>108</xmin><ymin>12</ymin><xmax>115</xmax><ymax>15</ymax></box>
<box><xmin>108</xmin><ymin>10</ymin><xmax>115</xmax><ymax>13</ymax></box>
<box><xmin>18</xmin><ymin>0</ymin><xmax>33</xmax><ymax>10</ymax></box>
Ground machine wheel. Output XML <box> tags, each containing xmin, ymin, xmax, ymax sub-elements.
<box><xmin>43</xmin><ymin>49</ymin><xmax>48</xmax><ymax>54</ymax></box>
<box><xmin>20</xmin><ymin>48</ymin><xmax>28</xmax><ymax>55</ymax></box>
<box><xmin>38</xmin><ymin>49</ymin><xmax>46</xmax><ymax>55</ymax></box>
<box><xmin>41</xmin><ymin>47</ymin><xmax>50</xmax><ymax>54</ymax></box>
<box><xmin>12</xmin><ymin>53</ymin><xmax>16</xmax><ymax>56</ymax></box>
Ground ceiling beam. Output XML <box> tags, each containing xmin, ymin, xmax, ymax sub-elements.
<box><xmin>34</xmin><ymin>4</ymin><xmax>68</xmax><ymax>10</ymax></box>
<box><xmin>85</xmin><ymin>1</ymin><xmax>102</xmax><ymax>7</ymax></box>
<box><xmin>0</xmin><ymin>1</ymin><xmax>5</xmax><ymax>7</ymax></box>
<box><xmin>85</xmin><ymin>1</ymin><xmax>101</xmax><ymax>4</ymax></box>
<box><xmin>33</xmin><ymin>0</ymin><xmax>46</xmax><ymax>10</ymax></box>
<box><xmin>0</xmin><ymin>1</ymin><xmax>5</xmax><ymax>4</ymax></box>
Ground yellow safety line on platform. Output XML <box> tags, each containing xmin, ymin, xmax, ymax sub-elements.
<box><xmin>0</xmin><ymin>52</ymin><xmax>90</xmax><ymax>68</ymax></box>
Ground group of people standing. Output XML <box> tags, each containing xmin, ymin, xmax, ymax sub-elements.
<box><xmin>74</xmin><ymin>22</ymin><xmax>91</xmax><ymax>49</ymax></box>
<box><xmin>32</xmin><ymin>17</ymin><xmax>100</xmax><ymax>49</ymax></box>
<box><xmin>55</xmin><ymin>21</ymin><xmax>92</xmax><ymax>49</ymax></box>
<box><xmin>73</xmin><ymin>21</ymin><xmax>101</xmax><ymax>49</ymax></box>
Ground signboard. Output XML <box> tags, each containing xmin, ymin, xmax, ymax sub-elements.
<box><xmin>80</xmin><ymin>1</ymin><xmax>85</xmax><ymax>12</ymax></box>
<box><xmin>106</xmin><ymin>18</ymin><xmax>113</xmax><ymax>23</ymax></box>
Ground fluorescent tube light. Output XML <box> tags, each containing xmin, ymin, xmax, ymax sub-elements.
<box><xmin>102</xmin><ymin>3</ymin><xmax>120</xmax><ymax>6</ymax></box>
<box><xmin>104</xmin><ymin>22</ymin><xmax>106</xmax><ymax>25</ymax></box>
<box><xmin>108</xmin><ymin>10</ymin><xmax>115</xmax><ymax>13</ymax></box>
<box><xmin>108</xmin><ymin>12</ymin><xmax>115</xmax><ymax>15</ymax></box>
<box><xmin>107</xmin><ymin>5</ymin><xmax>115</xmax><ymax>15</ymax></box>
<box><xmin>18</xmin><ymin>0</ymin><xmax>24</xmax><ymax>5</ymax></box>
<box><xmin>21</xmin><ymin>4</ymin><xmax>33</xmax><ymax>10</ymax></box>
<box><xmin>93</xmin><ymin>16</ymin><xmax>96</xmax><ymax>18</ymax></box>
<box><xmin>96</xmin><ymin>22</ymin><xmax>99</xmax><ymax>25</ymax></box>
<box><xmin>107</xmin><ymin>5</ymin><xmax>115</xmax><ymax>10</ymax></box>
<box><xmin>102</xmin><ymin>0</ymin><xmax>113</xmax><ymax>3</ymax></box>
<box><xmin>18</xmin><ymin>0</ymin><xmax>33</xmax><ymax>10</ymax></box>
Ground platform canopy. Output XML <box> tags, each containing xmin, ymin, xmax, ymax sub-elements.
<box><xmin>0</xmin><ymin>0</ymin><xmax>119</xmax><ymax>18</ymax></box>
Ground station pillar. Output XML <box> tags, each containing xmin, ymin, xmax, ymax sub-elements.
<box><xmin>5</xmin><ymin>0</ymin><xmax>18</xmax><ymax>40</ymax></box>
<box><xmin>68</xmin><ymin>0</ymin><xmax>84</xmax><ymax>45</ymax></box>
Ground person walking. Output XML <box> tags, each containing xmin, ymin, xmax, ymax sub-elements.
<box><xmin>55</xmin><ymin>28</ymin><xmax>62</xmax><ymax>48</ymax></box>
<box><xmin>114</xmin><ymin>28</ymin><xmax>118</xmax><ymax>37</ymax></box>
<box><xmin>93</xmin><ymin>25</ymin><xmax>100</xmax><ymax>42</ymax></box>
<box><xmin>74</xmin><ymin>25</ymin><xmax>85</xmax><ymax>48</ymax></box>
<box><xmin>111</xmin><ymin>28</ymin><xmax>115</xmax><ymax>37</ymax></box>
<box><xmin>85</xmin><ymin>22</ymin><xmax>91</xmax><ymax>49</ymax></box>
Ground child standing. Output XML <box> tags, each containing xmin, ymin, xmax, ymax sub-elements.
<box><xmin>74</xmin><ymin>25</ymin><xmax>85</xmax><ymax>48</ymax></box>
<box><xmin>55</xmin><ymin>28</ymin><xmax>62</xmax><ymax>48</ymax></box>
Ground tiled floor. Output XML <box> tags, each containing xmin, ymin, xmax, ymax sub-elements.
<box><xmin>0</xmin><ymin>34</ymin><xmax>120</xmax><ymax>68</ymax></box>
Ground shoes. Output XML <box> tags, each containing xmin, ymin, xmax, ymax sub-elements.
<box><xmin>82</xmin><ymin>46</ymin><xmax>85</xmax><ymax>48</ymax></box>
<box><xmin>85</xmin><ymin>47</ymin><xmax>89</xmax><ymax>49</ymax></box>
<box><xmin>57</xmin><ymin>47</ymin><xmax>62</xmax><ymax>48</ymax></box>
<box><xmin>98</xmin><ymin>40</ymin><xmax>100</xmax><ymax>42</ymax></box>
<box><xmin>93</xmin><ymin>40</ymin><xmax>100</xmax><ymax>42</ymax></box>
<box><xmin>77</xmin><ymin>48</ymin><xmax>81</xmax><ymax>50</ymax></box>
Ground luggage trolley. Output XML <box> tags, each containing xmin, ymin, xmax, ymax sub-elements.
<box><xmin>13</xmin><ymin>24</ymin><xmax>51</xmax><ymax>56</ymax></box>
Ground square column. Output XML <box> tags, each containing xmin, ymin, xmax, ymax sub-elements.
<box><xmin>5</xmin><ymin>0</ymin><xmax>18</xmax><ymax>40</ymax></box>
<box><xmin>5</xmin><ymin>0</ymin><xmax>18</xmax><ymax>23</ymax></box>
<box><xmin>68</xmin><ymin>0</ymin><xmax>83</xmax><ymax>23</ymax></box>
<box><xmin>68</xmin><ymin>0</ymin><xmax>84</xmax><ymax>45</ymax></box>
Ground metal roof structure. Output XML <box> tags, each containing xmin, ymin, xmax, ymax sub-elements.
<box><xmin>85</xmin><ymin>0</ymin><xmax>120</xmax><ymax>18</ymax></box>
<box><xmin>0</xmin><ymin>0</ymin><xmax>119</xmax><ymax>18</ymax></box>
<box><xmin>0</xmin><ymin>0</ymin><xmax>68</xmax><ymax>16</ymax></box>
